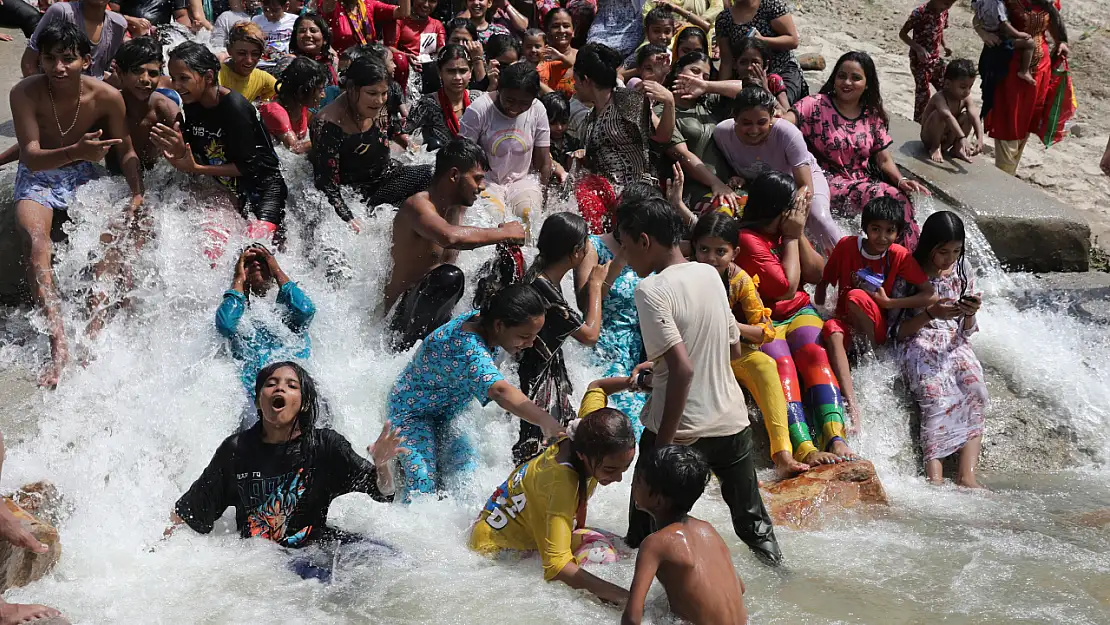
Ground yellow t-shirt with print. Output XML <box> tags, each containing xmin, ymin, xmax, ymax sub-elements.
<box><xmin>218</xmin><ymin>64</ymin><xmax>276</xmax><ymax>103</ymax></box>
<box><xmin>469</xmin><ymin>441</ymin><xmax>599</xmax><ymax>580</ymax></box>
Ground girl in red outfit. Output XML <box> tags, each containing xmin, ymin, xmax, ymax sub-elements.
<box><xmin>322</xmin><ymin>0</ymin><xmax>410</xmax><ymax>53</ymax></box>
<box><xmin>261</xmin><ymin>57</ymin><xmax>329</xmax><ymax>153</ymax></box>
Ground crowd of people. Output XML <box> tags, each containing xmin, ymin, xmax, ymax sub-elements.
<box><xmin>0</xmin><ymin>0</ymin><xmax>1095</xmax><ymax>621</ymax></box>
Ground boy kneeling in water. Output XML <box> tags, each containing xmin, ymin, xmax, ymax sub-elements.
<box><xmin>623</xmin><ymin>445</ymin><xmax>748</xmax><ymax>625</ymax></box>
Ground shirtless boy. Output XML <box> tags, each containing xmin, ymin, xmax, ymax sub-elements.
<box><xmin>623</xmin><ymin>445</ymin><xmax>748</xmax><ymax>625</ymax></box>
<box><xmin>10</xmin><ymin>21</ymin><xmax>144</xmax><ymax>387</ymax></box>
<box><xmin>382</xmin><ymin>138</ymin><xmax>525</xmax><ymax>351</ymax></box>
<box><xmin>111</xmin><ymin>36</ymin><xmax>179</xmax><ymax>169</ymax></box>
<box><xmin>920</xmin><ymin>59</ymin><xmax>984</xmax><ymax>164</ymax></box>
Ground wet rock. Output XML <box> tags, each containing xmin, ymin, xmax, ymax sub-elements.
<box><xmin>760</xmin><ymin>460</ymin><xmax>889</xmax><ymax>530</ymax></box>
<box><xmin>0</xmin><ymin>497</ymin><xmax>61</xmax><ymax>593</ymax></box>
<box><xmin>9</xmin><ymin>481</ymin><xmax>65</xmax><ymax>529</ymax></box>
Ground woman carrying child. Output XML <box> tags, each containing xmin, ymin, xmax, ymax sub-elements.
<box><xmin>220</xmin><ymin>21</ymin><xmax>278</xmax><ymax>102</ymax></box>
<box><xmin>260</xmin><ymin>56</ymin><xmax>328</xmax><ymax>153</ymax></box>
<box><xmin>736</xmin><ymin>170</ymin><xmax>855</xmax><ymax>465</ymax></box>
<box><xmin>537</xmin><ymin>7</ymin><xmax>578</xmax><ymax>97</ymax></box>
<box><xmin>404</xmin><ymin>44</ymin><xmax>484</xmax><ymax>150</ymax></box>
<box><xmin>785</xmin><ymin>51</ymin><xmax>930</xmax><ymax>250</ymax></box>
<box><xmin>310</xmin><ymin>57</ymin><xmax>434</xmax><ymax>232</ymax></box>
<box><xmin>512</xmin><ymin>212</ymin><xmax>609</xmax><ymax>465</ymax></box>
<box><xmin>892</xmin><ymin>210</ymin><xmax>987</xmax><ymax>487</ymax></box>
<box><xmin>692</xmin><ymin>212</ymin><xmax>809</xmax><ymax>474</ymax></box>
<box><xmin>470</xmin><ymin>373</ymin><xmax>641</xmax><ymax>604</ymax></box>
<box><xmin>388</xmin><ymin>284</ymin><xmax>565</xmax><ymax>499</ymax></box>
<box><xmin>716</xmin><ymin>0</ymin><xmax>807</xmax><ymax>103</ymax></box>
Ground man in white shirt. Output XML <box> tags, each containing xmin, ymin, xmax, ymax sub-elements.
<box><xmin>617</xmin><ymin>195</ymin><xmax>781</xmax><ymax>564</ymax></box>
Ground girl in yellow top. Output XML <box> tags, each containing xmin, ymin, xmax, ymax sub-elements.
<box><xmin>219</xmin><ymin>22</ymin><xmax>278</xmax><ymax>103</ymax></box>
<box><xmin>692</xmin><ymin>213</ymin><xmax>812</xmax><ymax>475</ymax></box>
<box><xmin>469</xmin><ymin>371</ymin><xmax>648</xmax><ymax>603</ymax></box>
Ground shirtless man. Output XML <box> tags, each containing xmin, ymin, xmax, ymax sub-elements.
<box><xmin>381</xmin><ymin>138</ymin><xmax>525</xmax><ymax>352</ymax></box>
<box><xmin>624</xmin><ymin>445</ymin><xmax>748</xmax><ymax>625</ymax></box>
<box><xmin>11</xmin><ymin>21</ymin><xmax>144</xmax><ymax>387</ymax></box>
<box><xmin>111</xmin><ymin>36</ymin><xmax>179</xmax><ymax>169</ymax></box>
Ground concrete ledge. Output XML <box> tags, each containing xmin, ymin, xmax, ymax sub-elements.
<box><xmin>889</xmin><ymin>117</ymin><xmax>1090</xmax><ymax>273</ymax></box>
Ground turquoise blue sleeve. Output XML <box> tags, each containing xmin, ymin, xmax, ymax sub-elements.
<box><xmin>278</xmin><ymin>282</ymin><xmax>316</xmax><ymax>331</ymax></box>
<box><xmin>466</xmin><ymin>341</ymin><xmax>505</xmax><ymax>406</ymax></box>
<box><xmin>214</xmin><ymin>290</ymin><xmax>246</xmax><ymax>338</ymax></box>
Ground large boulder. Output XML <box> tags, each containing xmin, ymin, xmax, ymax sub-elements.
<box><xmin>0</xmin><ymin>496</ymin><xmax>61</xmax><ymax>593</ymax></box>
<box><xmin>760</xmin><ymin>460</ymin><xmax>889</xmax><ymax>530</ymax></box>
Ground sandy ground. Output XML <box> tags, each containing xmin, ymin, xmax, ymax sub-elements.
<box><xmin>790</xmin><ymin>0</ymin><xmax>1110</xmax><ymax>253</ymax></box>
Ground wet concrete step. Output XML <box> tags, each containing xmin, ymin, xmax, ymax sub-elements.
<box><xmin>889</xmin><ymin>117</ymin><xmax>1090</xmax><ymax>273</ymax></box>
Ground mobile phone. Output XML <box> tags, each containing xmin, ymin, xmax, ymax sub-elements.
<box><xmin>635</xmin><ymin>369</ymin><xmax>652</xmax><ymax>389</ymax></box>
<box><xmin>959</xmin><ymin>294</ymin><xmax>980</xmax><ymax>304</ymax></box>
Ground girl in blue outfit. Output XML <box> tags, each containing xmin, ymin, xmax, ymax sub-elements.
<box><xmin>388</xmin><ymin>284</ymin><xmax>565</xmax><ymax>499</ymax></box>
<box><xmin>216</xmin><ymin>244</ymin><xmax>315</xmax><ymax>422</ymax></box>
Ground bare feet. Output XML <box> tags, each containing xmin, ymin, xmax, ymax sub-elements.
<box><xmin>0</xmin><ymin>601</ymin><xmax>61</xmax><ymax>625</ymax></box>
<box><xmin>829</xmin><ymin>439</ymin><xmax>859</xmax><ymax>461</ymax></box>
<box><xmin>949</xmin><ymin>142</ymin><xmax>974</xmax><ymax>163</ymax></box>
<box><xmin>771</xmin><ymin>450</ymin><xmax>810</xmax><ymax>476</ymax></box>
<box><xmin>956</xmin><ymin>474</ymin><xmax>984</xmax><ymax>489</ymax></box>
<box><xmin>928</xmin><ymin>145</ymin><xmax>944</xmax><ymax>163</ymax></box>
<box><xmin>801</xmin><ymin>450</ymin><xmax>842</xmax><ymax>467</ymax></box>
<box><xmin>1017</xmin><ymin>71</ymin><xmax>1036</xmax><ymax>85</ymax></box>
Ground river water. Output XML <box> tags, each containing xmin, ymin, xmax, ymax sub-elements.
<box><xmin>0</xmin><ymin>154</ymin><xmax>1108</xmax><ymax>624</ymax></box>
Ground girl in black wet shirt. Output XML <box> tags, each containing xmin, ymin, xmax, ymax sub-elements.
<box><xmin>171</xmin><ymin>361</ymin><xmax>407</xmax><ymax>548</ymax></box>
<box><xmin>309</xmin><ymin>57</ymin><xmax>433</xmax><ymax>233</ymax></box>
<box><xmin>152</xmin><ymin>42</ymin><xmax>289</xmax><ymax>238</ymax></box>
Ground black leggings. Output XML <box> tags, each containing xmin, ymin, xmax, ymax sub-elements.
<box><xmin>778</xmin><ymin>62</ymin><xmax>811</xmax><ymax>106</ymax></box>
<box><xmin>241</xmin><ymin>174</ymin><xmax>289</xmax><ymax>226</ymax></box>
<box><xmin>626</xmin><ymin>428</ymin><xmax>782</xmax><ymax>564</ymax></box>
<box><xmin>0</xmin><ymin>0</ymin><xmax>41</xmax><ymax>38</ymax></box>
<box><xmin>360</xmin><ymin>164</ymin><xmax>434</xmax><ymax>211</ymax></box>
<box><xmin>388</xmin><ymin>264</ymin><xmax>465</xmax><ymax>352</ymax></box>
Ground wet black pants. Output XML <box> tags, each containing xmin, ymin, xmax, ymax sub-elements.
<box><xmin>626</xmin><ymin>427</ymin><xmax>782</xmax><ymax>564</ymax></box>
<box><xmin>388</xmin><ymin>264</ymin><xmax>465</xmax><ymax>352</ymax></box>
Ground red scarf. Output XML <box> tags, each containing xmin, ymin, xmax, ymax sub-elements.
<box><xmin>437</xmin><ymin>88</ymin><xmax>470</xmax><ymax>137</ymax></box>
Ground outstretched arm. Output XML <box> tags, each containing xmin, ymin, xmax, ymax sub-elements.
<box><xmin>621</xmin><ymin>538</ymin><xmax>661</xmax><ymax>625</ymax></box>
<box><xmin>553</xmin><ymin>561</ymin><xmax>629</xmax><ymax>605</ymax></box>
<box><xmin>411</xmin><ymin>203</ymin><xmax>526</xmax><ymax>249</ymax></box>
<box><xmin>488</xmin><ymin>380</ymin><xmax>565</xmax><ymax>438</ymax></box>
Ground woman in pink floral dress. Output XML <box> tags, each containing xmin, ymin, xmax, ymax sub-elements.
<box><xmin>786</xmin><ymin>51</ymin><xmax>930</xmax><ymax>250</ymax></box>
<box><xmin>892</xmin><ymin>211</ymin><xmax>988</xmax><ymax>488</ymax></box>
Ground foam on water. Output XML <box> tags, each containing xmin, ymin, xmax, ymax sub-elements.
<box><xmin>1</xmin><ymin>164</ymin><xmax>1108</xmax><ymax>623</ymax></box>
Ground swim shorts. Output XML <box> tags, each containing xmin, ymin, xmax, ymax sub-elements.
<box><xmin>14</xmin><ymin>161</ymin><xmax>101</xmax><ymax>211</ymax></box>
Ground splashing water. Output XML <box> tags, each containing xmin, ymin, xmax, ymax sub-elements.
<box><xmin>0</xmin><ymin>162</ymin><xmax>1108</xmax><ymax>623</ymax></box>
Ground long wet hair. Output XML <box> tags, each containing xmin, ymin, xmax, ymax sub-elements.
<box><xmin>568</xmin><ymin>407</ymin><xmax>635</xmax><ymax>519</ymax></box>
<box><xmin>913</xmin><ymin>210</ymin><xmax>968</xmax><ymax>297</ymax></box>
<box><xmin>738</xmin><ymin>170</ymin><xmax>796</xmax><ymax>230</ymax></box>
<box><xmin>344</xmin><ymin>56</ymin><xmax>391</xmax><ymax>89</ymax></box>
<box><xmin>290</xmin><ymin>13</ymin><xmax>332</xmax><ymax>60</ymax></box>
<box><xmin>478</xmin><ymin>283</ymin><xmax>547</xmax><ymax>333</ymax></box>
<box><xmin>253</xmin><ymin>361</ymin><xmax>320</xmax><ymax>461</ymax></box>
<box><xmin>169</xmin><ymin>41</ymin><xmax>221</xmax><ymax>84</ymax></box>
<box><xmin>731</xmin><ymin>84</ymin><xmax>777</xmax><ymax>117</ymax></box>
<box><xmin>276</xmin><ymin>56</ymin><xmax>328</xmax><ymax>107</ymax></box>
<box><xmin>820</xmin><ymin>51</ymin><xmax>888</xmax><ymax>125</ymax></box>
<box><xmin>524</xmin><ymin>212</ymin><xmax>590</xmax><ymax>283</ymax></box>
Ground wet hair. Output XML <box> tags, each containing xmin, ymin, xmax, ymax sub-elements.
<box><xmin>437</xmin><ymin>42</ymin><xmax>471</xmax><ymax>68</ymax></box>
<box><xmin>115</xmin><ymin>37</ymin><xmax>163</xmax><ymax>73</ymax></box>
<box><xmin>731</xmin><ymin>35</ymin><xmax>769</xmax><ymax>65</ymax></box>
<box><xmin>478</xmin><ymin>283</ymin><xmax>547</xmax><ymax>332</ymax></box>
<box><xmin>568</xmin><ymin>406</ymin><xmax>635</xmax><ymax>510</ymax></box>
<box><xmin>540</xmin><ymin>91</ymin><xmax>571</xmax><ymax>125</ymax></box>
<box><xmin>636</xmin><ymin>43</ymin><xmax>669</xmax><ymax>68</ymax></box>
<box><xmin>739</xmin><ymin>170</ymin><xmax>796</xmax><ymax>228</ymax></box>
<box><xmin>691</xmin><ymin>212</ymin><xmax>740</xmax><ymax>247</ymax></box>
<box><xmin>343</xmin><ymin>42</ymin><xmax>384</xmax><ymax>65</ymax></box>
<box><xmin>499</xmin><ymin>62</ymin><xmax>541</xmax><ymax>96</ymax></box>
<box><xmin>543</xmin><ymin>7</ymin><xmax>572</xmax><ymax>31</ymax></box>
<box><xmin>37</xmin><ymin>21</ymin><xmax>91</xmax><ymax>58</ymax></box>
<box><xmin>226</xmin><ymin>20</ymin><xmax>266</xmax><ymax>51</ymax></box>
<box><xmin>445</xmin><ymin>17</ymin><xmax>478</xmax><ymax>41</ymax></box>
<box><xmin>665</xmin><ymin>50</ymin><xmax>711</xmax><ymax>90</ymax></box>
<box><xmin>433</xmin><ymin>137</ymin><xmax>489</xmax><ymax>179</ymax></box>
<box><xmin>485</xmin><ymin>33</ymin><xmax>520</xmax><ymax>62</ymax></box>
<box><xmin>620</xmin><ymin>182</ymin><xmax>664</xmax><ymax>203</ymax></box>
<box><xmin>291</xmin><ymin>13</ymin><xmax>332</xmax><ymax>59</ymax></box>
<box><xmin>276</xmin><ymin>56</ymin><xmax>328</xmax><ymax>105</ymax></box>
<box><xmin>574</xmin><ymin>42</ymin><xmax>623</xmax><ymax>89</ymax></box>
<box><xmin>731</xmin><ymin>85</ymin><xmax>777</xmax><ymax>117</ymax></box>
<box><xmin>861</xmin><ymin>196</ymin><xmax>907</xmax><ymax>235</ymax></box>
<box><xmin>672</xmin><ymin>25</ymin><xmax>708</xmax><ymax>55</ymax></box>
<box><xmin>525</xmin><ymin>212</ymin><xmax>589</xmax><ymax>281</ymax></box>
<box><xmin>169</xmin><ymin>42</ymin><xmax>221</xmax><ymax>82</ymax></box>
<box><xmin>644</xmin><ymin>5</ymin><xmax>674</xmax><ymax>28</ymax></box>
<box><xmin>523</xmin><ymin>27</ymin><xmax>546</xmax><ymax>43</ymax></box>
<box><xmin>820</xmin><ymin>51</ymin><xmax>888</xmax><ymax>126</ymax></box>
<box><xmin>913</xmin><ymin>210</ymin><xmax>968</xmax><ymax>295</ymax></box>
<box><xmin>615</xmin><ymin>196</ymin><xmax>687</xmax><ymax>247</ymax></box>
<box><xmin>344</xmin><ymin>56</ymin><xmax>390</xmax><ymax>89</ymax></box>
<box><xmin>945</xmin><ymin>58</ymin><xmax>977</xmax><ymax>81</ymax></box>
<box><xmin>253</xmin><ymin>361</ymin><xmax>321</xmax><ymax>461</ymax></box>
<box><xmin>638</xmin><ymin>445</ymin><xmax>709</xmax><ymax>514</ymax></box>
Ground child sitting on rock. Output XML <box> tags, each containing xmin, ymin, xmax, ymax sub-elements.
<box><xmin>623</xmin><ymin>445</ymin><xmax>748</xmax><ymax>625</ymax></box>
<box><xmin>891</xmin><ymin>211</ymin><xmax>988</xmax><ymax>488</ymax></box>
<box><xmin>920</xmin><ymin>59</ymin><xmax>984</xmax><ymax>163</ymax></box>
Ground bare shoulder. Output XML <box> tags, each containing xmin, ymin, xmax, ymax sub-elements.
<box><xmin>11</xmin><ymin>74</ymin><xmax>46</xmax><ymax>99</ymax></box>
<box><xmin>150</xmin><ymin>91</ymin><xmax>181</xmax><ymax>118</ymax></box>
<box><xmin>641</xmin><ymin>523</ymin><xmax>687</xmax><ymax>561</ymax></box>
<box><xmin>398</xmin><ymin>191</ymin><xmax>433</xmax><ymax>218</ymax></box>
<box><xmin>88</xmin><ymin>77</ymin><xmax>125</xmax><ymax>104</ymax></box>
<box><xmin>315</xmin><ymin>99</ymin><xmax>343</xmax><ymax>124</ymax></box>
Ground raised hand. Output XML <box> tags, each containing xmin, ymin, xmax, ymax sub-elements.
<box><xmin>369</xmin><ymin>421</ymin><xmax>410</xmax><ymax>466</ymax></box>
<box><xmin>74</xmin><ymin>129</ymin><xmax>123</xmax><ymax>162</ymax></box>
<box><xmin>499</xmin><ymin>220</ymin><xmax>526</xmax><ymax>243</ymax></box>
<box><xmin>674</xmin><ymin>71</ymin><xmax>709</xmax><ymax>99</ymax></box>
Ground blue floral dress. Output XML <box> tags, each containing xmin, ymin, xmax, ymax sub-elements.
<box><xmin>389</xmin><ymin>311</ymin><xmax>505</xmax><ymax>499</ymax></box>
<box><xmin>589</xmin><ymin>235</ymin><xmax>646</xmax><ymax>436</ymax></box>
<box><xmin>587</xmin><ymin>0</ymin><xmax>646</xmax><ymax>56</ymax></box>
